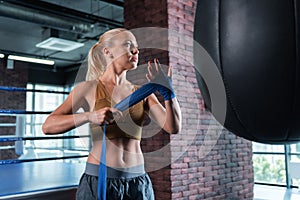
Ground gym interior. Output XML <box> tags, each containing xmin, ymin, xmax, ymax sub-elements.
<box><xmin>0</xmin><ymin>0</ymin><xmax>300</xmax><ymax>199</ymax></box>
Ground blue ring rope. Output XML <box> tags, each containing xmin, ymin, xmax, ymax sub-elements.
<box><xmin>0</xmin><ymin>135</ymin><xmax>90</xmax><ymax>142</ymax></box>
<box><xmin>0</xmin><ymin>86</ymin><xmax>69</xmax><ymax>94</ymax></box>
<box><xmin>0</xmin><ymin>110</ymin><xmax>51</xmax><ymax>114</ymax></box>
<box><xmin>0</xmin><ymin>155</ymin><xmax>88</xmax><ymax>165</ymax></box>
<box><xmin>1</xmin><ymin>83</ymin><xmax>158</xmax><ymax>200</ymax></box>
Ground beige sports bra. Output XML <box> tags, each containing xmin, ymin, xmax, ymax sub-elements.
<box><xmin>90</xmin><ymin>80</ymin><xmax>145</xmax><ymax>140</ymax></box>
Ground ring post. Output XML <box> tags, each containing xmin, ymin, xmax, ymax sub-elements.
<box><xmin>15</xmin><ymin>115</ymin><xmax>25</xmax><ymax>155</ymax></box>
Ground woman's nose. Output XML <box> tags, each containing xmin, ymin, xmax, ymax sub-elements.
<box><xmin>131</xmin><ymin>46</ymin><xmax>139</xmax><ymax>55</ymax></box>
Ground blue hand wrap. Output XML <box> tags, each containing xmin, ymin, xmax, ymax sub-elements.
<box><xmin>153</xmin><ymin>79</ymin><xmax>175</xmax><ymax>101</ymax></box>
<box><xmin>151</xmin><ymin>60</ymin><xmax>175</xmax><ymax>101</ymax></box>
<box><xmin>114</xmin><ymin>83</ymin><xmax>157</xmax><ymax>111</ymax></box>
<box><xmin>97</xmin><ymin>64</ymin><xmax>175</xmax><ymax>199</ymax></box>
<box><xmin>97</xmin><ymin>83</ymin><xmax>156</xmax><ymax>200</ymax></box>
<box><xmin>98</xmin><ymin>124</ymin><xmax>107</xmax><ymax>200</ymax></box>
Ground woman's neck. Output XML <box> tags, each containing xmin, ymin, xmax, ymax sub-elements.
<box><xmin>101</xmin><ymin>66</ymin><xmax>127</xmax><ymax>86</ymax></box>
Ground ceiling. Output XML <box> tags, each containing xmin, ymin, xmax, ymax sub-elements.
<box><xmin>0</xmin><ymin>0</ymin><xmax>124</xmax><ymax>72</ymax></box>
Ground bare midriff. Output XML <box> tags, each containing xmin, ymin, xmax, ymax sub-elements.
<box><xmin>87</xmin><ymin>137</ymin><xmax>144</xmax><ymax>168</ymax></box>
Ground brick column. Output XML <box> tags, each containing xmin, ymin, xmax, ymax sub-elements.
<box><xmin>0</xmin><ymin>60</ymin><xmax>28</xmax><ymax>160</ymax></box>
<box><xmin>124</xmin><ymin>1</ymin><xmax>172</xmax><ymax>199</ymax></box>
<box><xmin>124</xmin><ymin>0</ymin><xmax>254</xmax><ymax>199</ymax></box>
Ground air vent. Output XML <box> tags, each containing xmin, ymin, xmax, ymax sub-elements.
<box><xmin>36</xmin><ymin>37</ymin><xmax>84</xmax><ymax>52</ymax></box>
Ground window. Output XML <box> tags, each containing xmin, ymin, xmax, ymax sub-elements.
<box><xmin>290</xmin><ymin>143</ymin><xmax>300</xmax><ymax>187</ymax></box>
<box><xmin>253</xmin><ymin>142</ymin><xmax>300</xmax><ymax>188</ymax></box>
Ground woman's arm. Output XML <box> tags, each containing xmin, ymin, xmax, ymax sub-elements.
<box><xmin>42</xmin><ymin>81</ymin><xmax>94</xmax><ymax>134</ymax></box>
<box><xmin>147</xmin><ymin>94</ymin><xmax>181</xmax><ymax>134</ymax></box>
<box><xmin>145</xmin><ymin>59</ymin><xmax>182</xmax><ymax>134</ymax></box>
<box><xmin>42</xmin><ymin>81</ymin><xmax>120</xmax><ymax>135</ymax></box>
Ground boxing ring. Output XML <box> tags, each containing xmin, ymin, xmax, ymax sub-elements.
<box><xmin>0</xmin><ymin>86</ymin><xmax>88</xmax><ymax>199</ymax></box>
<box><xmin>0</xmin><ymin>162</ymin><xmax>85</xmax><ymax>199</ymax></box>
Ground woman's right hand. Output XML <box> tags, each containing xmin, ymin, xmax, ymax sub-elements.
<box><xmin>88</xmin><ymin>107</ymin><xmax>122</xmax><ymax>125</ymax></box>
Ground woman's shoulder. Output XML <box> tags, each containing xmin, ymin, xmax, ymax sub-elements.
<box><xmin>73</xmin><ymin>80</ymin><xmax>98</xmax><ymax>90</ymax></box>
<box><xmin>69</xmin><ymin>80</ymin><xmax>98</xmax><ymax>98</ymax></box>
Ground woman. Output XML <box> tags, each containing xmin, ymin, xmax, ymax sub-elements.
<box><xmin>42</xmin><ymin>28</ymin><xmax>181</xmax><ymax>200</ymax></box>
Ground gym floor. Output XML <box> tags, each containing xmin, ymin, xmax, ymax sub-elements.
<box><xmin>254</xmin><ymin>185</ymin><xmax>300</xmax><ymax>200</ymax></box>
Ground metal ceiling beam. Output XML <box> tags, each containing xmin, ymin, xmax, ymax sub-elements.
<box><xmin>3</xmin><ymin>0</ymin><xmax>123</xmax><ymax>28</ymax></box>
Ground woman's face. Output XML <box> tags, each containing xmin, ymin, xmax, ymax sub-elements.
<box><xmin>109</xmin><ymin>31</ymin><xmax>139</xmax><ymax>71</ymax></box>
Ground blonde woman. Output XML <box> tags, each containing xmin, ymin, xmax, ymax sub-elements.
<box><xmin>42</xmin><ymin>28</ymin><xmax>181</xmax><ymax>200</ymax></box>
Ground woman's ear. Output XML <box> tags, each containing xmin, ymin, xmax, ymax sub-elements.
<box><xmin>103</xmin><ymin>47</ymin><xmax>113</xmax><ymax>59</ymax></box>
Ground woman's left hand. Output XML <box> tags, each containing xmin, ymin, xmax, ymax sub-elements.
<box><xmin>146</xmin><ymin>58</ymin><xmax>175</xmax><ymax>101</ymax></box>
<box><xmin>146</xmin><ymin>58</ymin><xmax>172</xmax><ymax>83</ymax></box>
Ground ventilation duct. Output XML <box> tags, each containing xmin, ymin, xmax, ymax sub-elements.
<box><xmin>0</xmin><ymin>2</ymin><xmax>94</xmax><ymax>34</ymax></box>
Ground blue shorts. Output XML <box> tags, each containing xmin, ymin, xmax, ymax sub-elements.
<box><xmin>76</xmin><ymin>163</ymin><xmax>155</xmax><ymax>200</ymax></box>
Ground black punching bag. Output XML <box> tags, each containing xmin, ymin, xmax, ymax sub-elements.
<box><xmin>194</xmin><ymin>0</ymin><xmax>300</xmax><ymax>144</ymax></box>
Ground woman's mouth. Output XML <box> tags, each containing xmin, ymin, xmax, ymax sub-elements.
<box><xmin>131</xmin><ymin>57</ymin><xmax>138</xmax><ymax>62</ymax></box>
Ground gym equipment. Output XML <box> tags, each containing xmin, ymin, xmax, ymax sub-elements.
<box><xmin>194</xmin><ymin>0</ymin><xmax>300</xmax><ymax>144</ymax></box>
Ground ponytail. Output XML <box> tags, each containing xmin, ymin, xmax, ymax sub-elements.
<box><xmin>86</xmin><ymin>28</ymin><xmax>128</xmax><ymax>81</ymax></box>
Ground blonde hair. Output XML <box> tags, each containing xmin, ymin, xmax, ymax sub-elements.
<box><xmin>86</xmin><ymin>28</ymin><xmax>128</xmax><ymax>81</ymax></box>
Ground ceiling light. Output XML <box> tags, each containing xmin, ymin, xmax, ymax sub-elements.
<box><xmin>35</xmin><ymin>37</ymin><xmax>84</xmax><ymax>52</ymax></box>
<box><xmin>0</xmin><ymin>53</ymin><xmax>4</xmax><ymax>58</ymax></box>
<box><xmin>8</xmin><ymin>55</ymin><xmax>55</xmax><ymax>65</ymax></box>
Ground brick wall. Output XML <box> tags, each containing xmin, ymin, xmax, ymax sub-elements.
<box><xmin>0</xmin><ymin>59</ymin><xmax>28</xmax><ymax>160</ymax></box>
<box><xmin>124</xmin><ymin>0</ymin><xmax>254</xmax><ymax>199</ymax></box>
<box><xmin>167</xmin><ymin>0</ymin><xmax>254</xmax><ymax>199</ymax></box>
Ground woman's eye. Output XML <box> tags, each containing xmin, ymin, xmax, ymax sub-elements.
<box><xmin>123</xmin><ymin>42</ymin><xmax>138</xmax><ymax>50</ymax></box>
<box><xmin>124</xmin><ymin>42</ymin><xmax>131</xmax><ymax>48</ymax></box>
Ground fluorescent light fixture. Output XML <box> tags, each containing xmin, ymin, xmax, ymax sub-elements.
<box><xmin>0</xmin><ymin>53</ymin><xmax>4</xmax><ymax>58</ymax></box>
<box><xmin>8</xmin><ymin>55</ymin><xmax>55</xmax><ymax>65</ymax></box>
<box><xmin>36</xmin><ymin>37</ymin><xmax>84</xmax><ymax>52</ymax></box>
